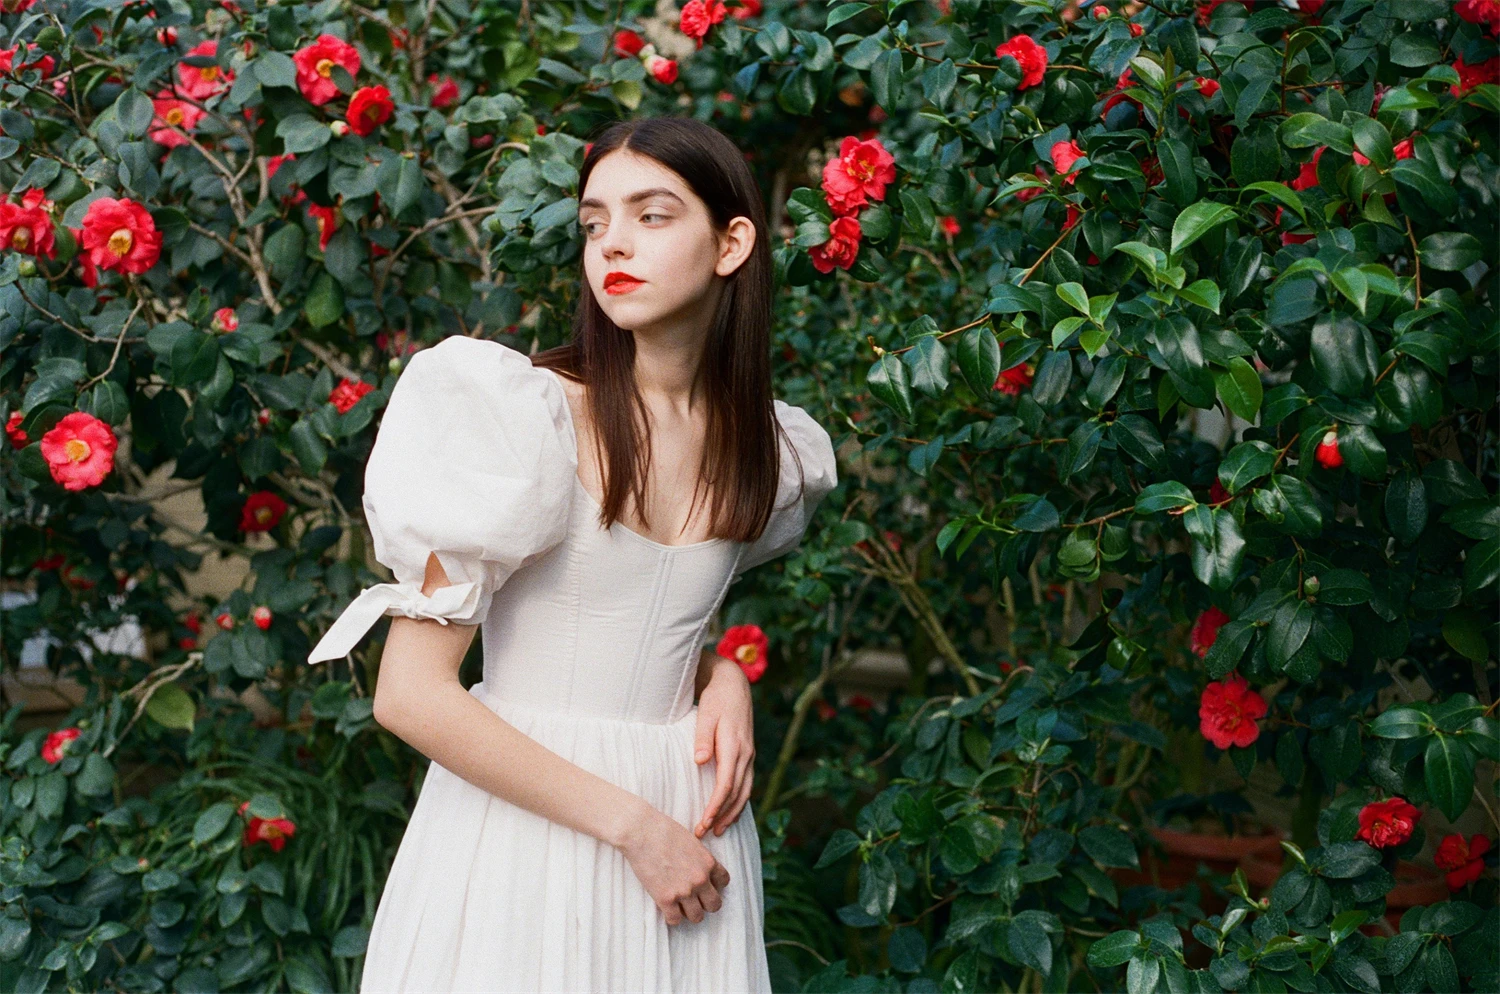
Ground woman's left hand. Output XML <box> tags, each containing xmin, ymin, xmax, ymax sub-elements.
<box><xmin>692</xmin><ymin>658</ymin><xmax>755</xmax><ymax>838</ymax></box>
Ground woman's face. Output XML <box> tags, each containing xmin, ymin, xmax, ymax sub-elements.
<box><xmin>577</xmin><ymin>149</ymin><xmax>748</xmax><ymax>337</ymax></box>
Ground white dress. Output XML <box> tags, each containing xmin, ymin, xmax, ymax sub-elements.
<box><xmin>307</xmin><ymin>336</ymin><xmax>838</xmax><ymax>993</ymax></box>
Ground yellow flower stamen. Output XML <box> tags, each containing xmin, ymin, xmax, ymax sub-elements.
<box><xmin>11</xmin><ymin>228</ymin><xmax>29</xmax><ymax>250</ymax></box>
<box><xmin>64</xmin><ymin>438</ymin><xmax>91</xmax><ymax>462</ymax></box>
<box><xmin>316</xmin><ymin>57</ymin><xmax>335</xmax><ymax>78</ymax></box>
<box><xmin>735</xmin><ymin>644</ymin><xmax>758</xmax><ymax>664</ymax></box>
<box><xmin>165</xmin><ymin>107</ymin><xmax>184</xmax><ymax>125</ymax></box>
<box><xmin>107</xmin><ymin>228</ymin><xmax>133</xmax><ymax>257</ymax></box>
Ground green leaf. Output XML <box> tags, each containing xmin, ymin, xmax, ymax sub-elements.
<box><xmin>1014</xmin><ymin>498</ymin><xmax>1060</xmax><ymax>533</ymax></box>
<box><xmin>1031</xmin><ymin>349</ymin><xmax>1072</xmax><ymax>408</ymax></box>
<box><xmin>144</xmin><ymin>681</ymin><xmax>196</xmax><ymax>731</ymax></box>
<box><xmin>1186</xmin><ymin>506</ymin><xmax>1246</xmax><ymax>591</ymax></box>
<box><xmin>955</xmin><ymin>327</ymin><xmax>1001</xmax><ymax>396</ymax></box>
<box><xmin>1204</xmin><ymin>620</ymin><xmax>1255</xmax><ymax>678</ymax></box>
<box><xmin>1385</xmin><ymin>470</ymin><xmax>1428</xmax><ymax>544</ymax></box>
<box><xmin>1079</xmin><ymin>825</ymin><xmax>1139</xmax><ymax>869</ymax></box>
<box><xmin>194</xmin><ymin>801</ymin><xmax>237</xmax><ymax>845</ymax></box>
<box><xmin>1349</xmin><ymin>117</ymin><xmax>1394</xmax><ymax>169</ymax></box>
<box><xmin>1370</xmin><ymin>706</ymin><xmax>1432</xmax><ymax>740</ymax></box>
<box><xmin>1158</xmin><ymin>137</ymin><xmax>1196</xmax><ymax>206</ymax></box>
<box><xmin>116</xmin><ymin>88</ymin><xmax>155</xmax><ymax>138</ymax></box>
<box><xmin>1135</xmin><ymin>481</ymin><xmax>1195</xmax><ymax>514</ymax></box>
<box><xmin>1180</xmin><ymin>279</ymin><xmax>1222</xmax><ymax>314</ymax></box>
<box><xmin>276</xmin><ymin>113</ymin><xmax>332</xmax><ymax>155</ymax></box>
<box><xmin>1212</xmin><ymin>357</ymin><xmax>1262</xmax><ymax>421</ymax></box>
<box><xmin>1330</xmin><ymin>267</ymin><xmax>1369</xmax><ymax>314</ymax></box>
<box><xmin>1442</xmin><ymin>607</ymin><xmax>1490</xmax><ymax>662</ymax></box>
<box><xmin>867</xmin><ymin>353</ymin><xmax>914</xmax><ymax>420</ymax></box>
<box><xmin>1278</xmin><ymin>112</ymin><xmax>1353</xmax><ymax>154</ymax></box>
<box><xmin>1056</xmin><ymin>282</ymin><xmax>1090</xmax><ymax>316</ymax></box>
<box><xmin>1310</xmin><ymin>314</ymin><xmax>1378</xmax><ymax>396</ymax></box>
<box><xmin>1267</xmin><ymin>598</ymin><xmax>1313</xmax><ymax>670</ymax></box>
<box><xmin>903</xmin><ymin>335</ymin><xmax>949</xmax><ymax>397</ymax></box>
<box><xmin>1087</xmin><ymin>931</ymin><xmax>1141</xmax><ymax>969</ymax></box>
<box><xmin>1316</xmin><ymin>569</ymin><xmax>1372</xmax><ymax>605</ymax></box>
<box><xmin>304</xmin><ymin>271</ymin><xmax>345</xmax><ymax>329</ymax></box>
<box><xmin>1424</xmin><ymin>735</ymin><xmax>1475</xmax><ymax>821</ymax></box>
<box><xmin>1171</xmin><ymin>202</ymin><xmax>1237</xmax><ymax>258</ymax></box>
<box><xmin>1418</xmin><ymin>232</ymin><xmax>1483</xmax><ymax>272</ymax></box>
<box><xmin>1218</xmin><ymin>440</ymin><xmax>1276</xmax><ymax>494</ymax></box>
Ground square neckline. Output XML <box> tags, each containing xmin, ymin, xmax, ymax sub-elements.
<box><xmin>537</xmin><ymin>365</ymin><xmax>733</xmax><ymax>553</ymax></box>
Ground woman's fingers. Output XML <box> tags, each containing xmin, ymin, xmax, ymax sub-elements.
<box><xmin>715</xmin><ymin>772</ymin><xmax>754</xmax><ymax>835</ymax></box>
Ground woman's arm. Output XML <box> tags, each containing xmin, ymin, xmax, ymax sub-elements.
<box><xmin>371</xmin><ymin>553</ymin><xmax>651</xmax><ymax>850</ymax></box>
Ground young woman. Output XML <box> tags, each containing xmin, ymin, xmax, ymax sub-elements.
<box><xmin>308</xmin><ymin>116</ymin><xmax>838</xmax><ymax>992</ymax></box>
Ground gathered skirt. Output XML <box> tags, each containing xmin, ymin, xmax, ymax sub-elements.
<box><xmin>359</xmin><ymin>682</ymin><xmax>773</xmax><ymax>993</ymax></box>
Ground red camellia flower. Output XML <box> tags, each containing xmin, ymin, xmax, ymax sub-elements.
<box><xmin>329</xmin><ymin>377</ymin><xmax>375</xmax><ymax>414</ymax></box>
<box><xmin>211</xmin><ymin>307</ymin><xmax>238</xmax><ymax>333</ymax></box>
<box><xmin>993</xmin><ymin>364</ymin><xmax>1033</xmax><ymax>396</ymax></box>
<box><xmin>646</xmin><ymin>55</ymin><xmax>679</xmax><ymax>85</ymax></box>
<box><xmin>849</xmin><ymin>693</ymin><xmax>875</xmax><ymax>712</ymax></box>
<box><xmin>1294</xmin><ymin>0</ymin><xmax>1324</xmax><ymax>19</ymax></box>
<box><xmin>993</xmin><ymin>35</ymin><xmax>1048</xmax><ymax>90</ymax></box>
<box><xmin>266</xmin><ymin>152</ymin><xmax>295</xmax><ymax>179</ymax></box>
<box><xmin>939</xmin><ymin>215</ymin><xmax>961</xmax><ymax>238</ymax></box>
<box><xmin>238</xmin><ymin>801</ymin><xmax>298</xmax><ymax>852</ymax></box>
<box><xmin>40</xmin><ymin>412</ymin><xmax>118</xmax><ymax>491</ymax></box>
<box><xmin>252</xmin><ymin>606</ymin><xmax>273</xmax><ymax>630</ymax></box>
<box><xmin>821</xmin><ymin>135</ymin><xmax>897</xmax><ymax>217</ymax></box>
<box><xmin>1015</xmin><ymin>165</ymin><xmax>1047</xmax><ymax>202</ymax></box>
<box><xmin>79</xmin><ymin>197</ymin><xmax>163</xmax><ymax>274</ymax></box>
<box><xmin>1275</xmin><ymin>206</ymin><xmax>1315</xmax><ymax>245</ymax></box>
<box><xmin>809</xmin><ymin>214</ymin><xmax>862</xmax><ymax>274</ymax></box>
<box><xmin>41</xmin><ymin>726</ymin><xmax>81</xmax><ymax>764</ymax></box>
<box><xmin>240</xmin><ymin>490</ymin><xmax>288</xmax><ymax>532</ymax></box>
<box><xmin>680</xmin><ymin>0</ymin><xmax>728</xmax><ymax>50</ymax></box>
<box><xmin>717</xmin><ymin>623</ymin><xmax>769</xmax><ymax>683</ymax></box>
<box><xmin>149</xmin><ymin>90</ymin><xmax>206</xmax><ymax>148</ymax></box>
<box><xmin>1434</xmin><ymin>834</ymin><xmax>1490</xmax><ymax>890</ymax></box>
<box><xmin>1063</xmin><ymin>204</ymin><xmax>1081</xmax><ymax>231</ymax></box>
<box><xmin>612</xmin><ymin>29</ymin><xmax>645</xmax><ymax>57</ymax></box>
<box><xmin>814</xmin><ymin>699</ymin><xmax>836</xmax><ymax>721</ymax></box>
<box><xmin>1050</xmin><ymin>140</ymin><xmax>1085</xmax><ymax>185</ymax></box>
<box><xmin>216</xmin><ymin>612</ymin><xmax>235</xmax><ymax>630</ymax></box>
<box><xmin>293</xmin><ymin>34</ymin><xmax>361</xmax><ymax>106</ymax></box>
<box><xmin>1196</xmin><ymin>76</ymin><xmax>1221</xmax><ymax>99</ymax></box>
<box><xmin>0</xmin><ymin>200</ymin><xmax>55</xmax><ymax>258</ymax></box>
<box><xmin>1315</xmin><ymin>428</ymin><xmax>1343</xmax><ymax>469</ymax></box>
<box><xmin>1128</xmin><ymin>21</ymin><xmax>1143</xmax><ymax>37</ymax></box>
<box><xmin>1356</xmin><ymin>797</ymin><xmax>1421</xmax><ymax>849</ymax></box>
<box><xmin>1190</xmin><ymin>606</ymin><xmax>1230</xmax><ymax>658</ymax></box>
<box><xmin>1199</xmin><ymin>673</ymin><xmax>1267</xmax><ymax>749</ymax></box>
<box><xmin>1197</xmin><ymin>0</ymin><xmax>1227</xmax><ymax>27</ymax></box>
<box><xmin>1456</xmin><ymin>0</ymin><xmax>1500</xmax><ymax>34</ymax></box>
<box><xmin>1209</xmin><ymin>479</ymin><xmax>1232</xmax><ymax>505</ymax></box>
<box><xmin>1452</xmin><ymin>56</ymin><xmax>1500</xmax><ymax>96</ymax></box>
<box><xmin>1101</xmin><ymin>69</ymin><xmax>1140</xmax><ymax>120</ymax></box>
<box><xmin>307</xmin><ymin>201</ymin><xmax>339</xmax><ymax>251</ymax></box>
<box><xmin>6</xmin><ymin>410</ymin><xmax>27</xmax><ymax>449</ymax></box>
<box><xmin>1290</xmin><ymin>146</ymin><xmax>1326</xmax><ymax>191</ymax></box>
<box><xmin>429</xmin><ymin>74</ymin><xmax>460</xmax><ymax>109</ymax></box>
<box><xmin>177</xmin><ymin>40</ymin><xmax>232</xmax><ymax>100</ymax></box>
<box><xmin>730</xmin><ymin>0</ymin><xmax>762</xmax><ymax>17</ymax></box>
<box><xmin>347</xmin><ymin>85</ymin><xmax>394</xmax><ymax>136</ymax></box>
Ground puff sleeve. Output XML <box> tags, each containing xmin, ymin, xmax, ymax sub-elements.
<box><xmin>307</xmin><ymin>336</ymin><xmax>577</xmax><ymax>664</ymax></box>
<box><xmin>735</xmin><ymin>400</ymin><xmax>839</xmax><ymax>575</ymax></box>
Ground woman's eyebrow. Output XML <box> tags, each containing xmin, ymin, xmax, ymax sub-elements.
<box><xmin>577</xmin><ymin>188</ymin><xmax>686</xmax><ymax>213</ymax></box>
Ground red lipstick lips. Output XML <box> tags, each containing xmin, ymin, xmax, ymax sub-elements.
<box><xmin>604</xmin><ymin>271</ymin><xmax>644</xmax><ymax>295</ymax></box>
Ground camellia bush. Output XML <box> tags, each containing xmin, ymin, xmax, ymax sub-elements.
<box><xmin>1</xmin><ymin>0</ymin><xmax>1497</xmax><ymax>992</ymax></box>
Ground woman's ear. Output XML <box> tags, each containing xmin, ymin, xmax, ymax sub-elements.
<box><xmin>715</xmin><ymin>216</ymin><xmax>756</xmax><ymax>277</ymax></box>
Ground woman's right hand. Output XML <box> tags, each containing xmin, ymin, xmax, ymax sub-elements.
<box><xmin>617</xmin><ymin>805</ymin><xmax>731</xmax><ymax>925</ymax></box>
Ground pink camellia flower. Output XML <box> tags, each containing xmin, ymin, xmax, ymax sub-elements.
<box><xmin>212</xmin><ymin>308</ymin><xmax>238</xmax><ymax>333</ymax></box>
<box><xmin>293</xmin><ymin>34</ymin><xmax>361</xmax><ymax>106</ymax></box>
<box><xmin>1434</xmin><ymin>834</ymin><xmax>1490</xmax><ymax>890</ymax></box>
<box><xmin>1315</xmin><ymin>428</ymin><xmax>1343</xmax><ymax>469</ymax></box>
<box><xmin>429</xmin><ymin>74</ymin><xmax>460</xmax><ymax>109</ymax></box>
<box><xmin>79</xmin><ymin>197</ymin><xmax>162</xmax><ymax>274</ymax></box>
<box><xmin>177</xmin><ymin>40</ymin><xmax>232</xmax><ymax>100</ymax></box>
<box><xmin>41</xmin><ymin>726</ymin><xmax>81</xmax><ymax>764</ymax></box>
<box><xmin>1452</xmin><ymin>55</ymin><xmax>1500</xmax><ymax>96</ymax></box>
<box><xmin>1456</xmin><ymin>0</ymin><xmax>1500</xmax><ymax>34</ymax></box>
<box><xmin>808</xmin><ymin>214</ymin><xmax>862</xmax><ymax>274</ymax></box>
<box><xmin>40</xmin><ymin>412</ymin><xmax>118</xmax><ymax>491</ymax></box>
<box><xmin>679</xmin><ymin>0</ymin><xmax>728</xmax><ymax>50</ymax></box>
<box><xmin>1356</xmin><ymin>797</ymin><xmax>1421</xmax><ymax>849</ymax></box>
<box><xmin>717</xmin><ymin>623</ymin><xmax>770</xmax><ymax>683</ymax></box>
<box><xmin>646</xmin><ymin>55</ymin><xmax>678</xmax><ymax>85</ymax></box>
<box><xmin>347</xmin><ymin>85</ymin><xmax>394</xmax><ymax>137</ymax></box>
<box><xmin>329</xmin><ymin>377</ymin><xmax>375</xmax><ymax>414</ymax></box>
<box><xmin>149</xmin><ymin>90</ymin><xmax>206</xmax><ymax>148</ymax></box>
<box><xmin>1190</xmin><ymin>606</ymin><xmax>1230</xmax><ymax>658</ymax></box>
<box><xmin>240</xmin><ymin>490</ymin><xmax>288</xmax><ymax>532</ymax></box>
<box><xmin>1050</xmin><ymin>140</ymin><xmax>1085</xmax><ymax>185</ymax></box>
<box><xmin>6</xmin><ymin>410</ymin><xmax>28</xmax><ymax>449</ymax></box>
<box><xmin>1062</xmin><ymin>204</ymin><xmax>1081</xmax><ymax>231</ymax></box>
<box><xmin>993</xmin><ymin>364</ymin><xmax>1033</xmax><ymax>396</ymax></box>
<box><xmin>0</xmin><ymin>200</ymin><xmax>56</xmax><ymax>258</ymax></box>
<box><xmin>612</xmin><ymin>29</ymin><xmax>645</xmax><ymax>57</ymax></box>
<box><xmin>306</xmin><ymin>201</ymin><xmax>338</xmax><ymax>251</ymax></box>
<box><xmin>1290</xmin><ymin>146</ymin><xmax>1326</xmax><ymax>191</ymax></box>
<box><xmin>820</xmin><ymin>134</ymin><xmax>897</xmax><ymax>216</ymax></box>
<box><xmin>1198</xmin><ymin>673</ymin><xmax>1267</xmax><ymax>749</ymax></box>
<box><xmin>252</xmin><ymin>606</ymin><xmax>273</xmax><ymax>630</ymax></box>
<box><xmin>993</xmin><ymin>35</ymin><xmax>1047</xmax><ymax>89</ymax></box>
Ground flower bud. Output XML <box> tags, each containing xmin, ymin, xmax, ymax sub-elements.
<box><xmin>17</xmin><ymin>258</ymin><xmax>35</xmax><ymax>277</ymax></box>
<box><xmin>1092</xmin><ymin>5</ymin><xmax>1110</xmax><ymax>19</ymax></box>
<box><xmin>330</xmin><ymin>120</ymin><xmax>349</xmax><ymax>137</ymax></box>
<box><xmin>1302</xmin><ymin>576</ymin><xmax>1321</xmax><ymax>597</ymax></box>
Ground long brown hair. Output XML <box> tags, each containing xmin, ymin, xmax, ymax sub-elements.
<box><xmin>531</xmin><ymin>116</ymin><xmax>799</xmax><ymax>545</ymax></box>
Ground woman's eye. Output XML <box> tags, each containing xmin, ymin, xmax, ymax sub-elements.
<box><xmin>641</xmin><ymin>213</ymin><xmax>666</xmax><ymax>223</ymax></box>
